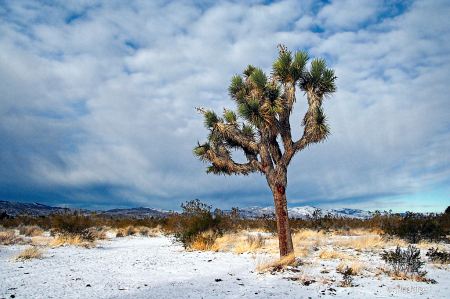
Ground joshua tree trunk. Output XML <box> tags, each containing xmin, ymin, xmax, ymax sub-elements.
<box><xmin>268</xmin><ymin>169</ymin><xmax>294</xmax><ymax>256</ymax></box>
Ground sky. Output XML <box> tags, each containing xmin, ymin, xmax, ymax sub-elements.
<box><xmin>0</xmin><ymin>0</ymin><xmax>449</xmax><ymax>213</ymax></box>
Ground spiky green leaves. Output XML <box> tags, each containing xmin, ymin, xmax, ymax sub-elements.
<box><xmin>242</xmin><ymin>124</ymin><xmax>254</xmax><ymax>136</ymax></box>
<box><xmin>303</xmin><ymin>107</ymin><xmax>330</xmax><ymax>143</ymax></box>
<box><xmin>250</xmin><ymin>68</ymin><xmax>267</xmax><ymax>92</ymax></box>
<box><xmin>204</xmin><ymin>110</ymin><xmax>220</xmax><ymax>129</ymax></box>
<box><xmin>272</xmin><ymin>46</ymin><xmax>308</xmax><ymax>84</ymax></box>
<box><xmin>243</xmin><ymin>65</ymin><xmax>256</xmax><ymax>77</ymax></box>
<box><xmin>229</xmin><ymin>75</ymin><xmax>245</xmax><ymax>104</ymax></box>
<box><xmin>223</xmin><ymin>109</ymin><xmax>237</xmax><ymax>123</ymax></box>
<box><xmin>313</xmin><ymin>107</ymin><xmax>330</xmax><ymax>141</ymax></box>
<box><xmin>300</xmin><ymin>58</ymin><xmax>337</xmax><ymax>97</ymax></box>
<box><xmin>193</xmin><ymin>142</ymin><xmax>211</xmax><ymax>162</ymax></box>
<box><xmin>238</xmin><ymin>99</ymin><xmax>262</xmax><ymax>126</ymax></box>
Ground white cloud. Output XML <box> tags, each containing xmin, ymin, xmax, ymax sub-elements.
<box><xmin>0</xmin><ymin>0</ymin><xmax>449</xmax><ymax>212</ymax></box>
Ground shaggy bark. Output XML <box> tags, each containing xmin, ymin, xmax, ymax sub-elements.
<box><xmin>268</xmin><ymin>170</ymin><xmax>293</xmax><ymax>256</ymax></box>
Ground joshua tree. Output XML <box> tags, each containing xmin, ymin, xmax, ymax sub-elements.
<box><xmin>193</xmin><ymin>45</ymin><xmax>337</xmax><ymax>257</ymax></box>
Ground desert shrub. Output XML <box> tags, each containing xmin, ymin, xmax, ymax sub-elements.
<box><xmin>339</xmin><ymin>266</ymin><xmax>354</xmax><ymax>287</ymax></box>
<box><xmin>383</xmin><ymin>212</ymin><xmax>447</xmax><ymax>243</ymax></box>
<box><xmin>51</xmin><ymin>212</ymin><xmax>95</xmax><ymax>242</ymax></box>
<box><xmin>19</xmin><ymin>225</ymin><xmax>42</xmax><ymax>237</ymax></box>
<box><xmin>137</xmin><ymin>226</ymin><xmax>150</xmax><ymax>236</ymax></box>
<box><xmin>0</xmin><ymin>230</ymin><xmax>15</xmax><ymax>245</ymax></box>
<box><xmin>0</xmin><ymin>229</ymin><xmax>29</xmax><ymax>245</ymax></box>
<box><xmin>426</xmin><ymin>247</ymin><xmax>450</xmax><ymax>264</ymax></box>
<box><xmin>381</xmin><ymin>245</ymin><xmax>426</xmax><ymax>278</ymax></box>
<box><xmin>164</xmin><ymin>199</ymin><xmax>224</xmax><ymax>248</ymax></box>
<box><xmin>123</xmin><ymin>226</ymin><xmax>137</xmax><ymax>236</ymax></box>
<box><xmin>15</xmin><ymin>246</ymin><xmax>44</xmax><ymax>261</ymax></box>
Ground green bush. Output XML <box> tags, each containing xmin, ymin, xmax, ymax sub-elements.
<box><xmin>426</xmin><ymin>247</ymin><xmax>450</xmax><ymax>264</ymax></box>
<box><xmin>165</xmin><ymin>199</ymin><xmax>224</xmax><ymax>248</ymax></box>
<box><xmin>381</xmin><ymin>245</ymin><xmax>426</xmax><ymax>278</ymax></box>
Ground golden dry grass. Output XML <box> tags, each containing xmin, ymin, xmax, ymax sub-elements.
<box><xmin>210</xmin><ymin>233</ymin><xmax>240</xmax><ymax>252</ymax></box>
<box><xmin>148</xmin><ymin>227</ymin><xmax>162</xmax><ymax>237</ymax></box>
<box><xmin>384</xmin><ymin>237</ymin><xmax>409</xmax><ymax>247</ymax></box>
<box><xmin>19</xmin><ymin>225</ymin><xmax>43</xmax><ymax>237</ymax></box>
<box><xmin>190</xmin><ymin>239</ymin><xmax>213</xmax><ymax>251</ymax></box>
<box><xmin>294</xmin><ymin>246</ymin><xmax>308</xmax><ymax>258</ymax></box>
<box><xmin>334</xmin><ymin>235</ymin><xmax>388</xmax><ymax>250</ymax></box>
<box><xmin>189</xmin><ymin>230</ymin><xmax>217</xmax><ymax>251</ymax></box>
<box><xmin>293</xmin><ymin>230</ymin><xmax>327</xmax><ymax>248</ymax></box>
<box><xmin>337</xmin><ymin>260</ymin><xmax>366</xmax><ymax>275</ymax></box>
<box><xmin>318</xmin><ymin>248</ymin><xmax>350</xmax><ymax>260</ymax></box>
<box><xmin>255</xmin><ymin>253</ymin><xmax>297</xmax><ymax>272</ymax></box>
<box><xmin>233</xmin><ymin>234</ymin><xmax>266</xmax><ymax>254</ymax></box>
<box><xmin>50</xmin><ymin>235</ymin><xmax>96</xmax><ymax>247</ymax></box>
<box><xmin>255</xmin><ymin>255</ymin><xmax>276</xmax><ymax>272</ymax></box>
<box><xmin>15</xmin><ymin>246</ymin><xmax>45</xmax><ymax>261</ymax></box>
<box><xmin>0</xmin><ymin>230</ymin><xmax>15</xmax><ymax>245</ymax></box>
<box><xmin>31</xmin><ymin>236</ymin><xmax>53</xmax><ymax>246</ymax></box>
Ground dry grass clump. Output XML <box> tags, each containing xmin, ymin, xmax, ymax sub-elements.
<box><xmin>133</xmin><ymin>226</ymin><xmax>161</xmax><ymax>237</ymax></box>
<box><xmin>189</xmin><ymin>230</ymin><xmax>217</xmax><ymax>251</ymax></box>
<box><xmin>210</xmin><ymin>233</ymin><xmax>241</xmax><ymax>252</ymax></box>
<box><xmin>384</xmin><ymin>237</ymin><xmax>409</xmax><ymax>248</ymax></box>
<box><xmin>15</xmin><ymin>246</ymin><xmax>45</xmax><ymax>261</ymax></box>
<box><xmin>233</xmin><ymin>234</ymin><xmax>266</xmax><ymax>254</ymax></box>
<box><xmin>255</xmin><ymin>254</ymin><xmax>276</xmax><ymax>272</ymax></box>
<box><xmin>123</xmin><ymin>226</ymin><xmax>138</xmax><ymax>236</ymax></box>
<box><xmin>0</xmin><ymin>230</ymin><xmax>29</xmax><ymax>245</ymax></box>
<box><xmin>255</xmin><ymin>253</ymin><xmax>297</xmax><ymax>272</ymax></box>
<box><xmin>294</xmin><ymin>246</ymin><xmax>308</xmax><ymax>258</ymax></box>
<box><xmin>31</xmin><ymin>236</ymin><xmax>53</xmax><ymax>246</ymax></box>
<box><xmin>334</xmin><ymin>235</ymin><xmax>386</xmax><ymax>250</ymax></box>
<box><xmin>19</xmin><ymin>225</ymin><xmax>43</xmax><ymax>237</ymax></box>
<box><xmin>50</xmin><ymin>235</ymin><xmax>96</xmax><ymax>247</ymax></box>
<box><xmin>294</xmin><ymin>229</ymin><xmax>326</xmax><ymax>240</ymax></box>
<box><xmin>293</xmin><ymin>230</ymin><xmax>327</xmax><ymax>247</ymax></box>
<box><xmin>115</xmin><ymin>225</ymin><xmax>161</xmax><ymax>238</ymax></box>
<box><xmin>0</xmin><ymin>230</ymin><xmax>15</xmax><ymax>245</ymax></box>
<box><xmin>115</xmin><ymin>226</ymin><xmax>138</xmax><ymax>237</ymax></box>
<box><xmin>318</xmin><ymin>248</ymin><xmax>349</xmax><ymax>260</ymax></box>
<box><xmin>93</xmin><ymin>230</ymin><xmax>108</xmax><ymax>240</ymax></box>
<box><xmin>337</xmin><ymin>260</ymin><xmax>366</xmax><ymax>275</ymax></box>
<box><xmin>137</xmin><ymin>226</ymin><xmax>150</xmax><ymax>236</ymax></box>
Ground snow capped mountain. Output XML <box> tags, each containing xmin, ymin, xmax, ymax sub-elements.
<box><xmin>233</xmin><ymin>206</ymin><xmax>372</xmax><ymax>219</ymax></box>
<box><xmin>288</xmin><ymin>206</ymin><xmax>320</xmax><ymax>217</ymax></box>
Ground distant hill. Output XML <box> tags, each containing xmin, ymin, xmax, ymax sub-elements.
<box><xmin>0</xmin><ymin>200</ymin><xmax>371</xmax><ymax>219</ymax></box>
<box><xmin>104</xmin><ymin>207</ymin><xmax>171</xmax><ymax>219</ymax></box>
<box><xmin>0</xmin><ymin>200</ymin><xmax>68</xmax><ymax>217</ymax></box>
<box><xmin>0</xmin><ymin>200</ymin><xmax>170</xmax><ymax>218</ymax></box>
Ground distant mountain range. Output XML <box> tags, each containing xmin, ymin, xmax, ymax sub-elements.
<box><xmin>233</xmin><ymin>206</ymin><xmax>372</xmax><ymax>219</ymax></box>
<box><xmin>0</xmin><ymin>201</ymin><xmax>169</xmax><ymax>219</ymax></box>
<box><xmin>0</xmin><ymin>200</ymin><xmax>372</xmax><ymax>219</ymax></box>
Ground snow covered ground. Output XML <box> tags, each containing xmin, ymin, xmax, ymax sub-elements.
<box><xmin>1</xmin><ymin>235</ymin><xmax>449</xmax><ymax>298</ymax></box>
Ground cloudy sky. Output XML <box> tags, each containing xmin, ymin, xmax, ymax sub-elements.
<box><xmin>1</xmin><ymin>0</ymin><xmax>449</xmax><ymax>213</ymax></box>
